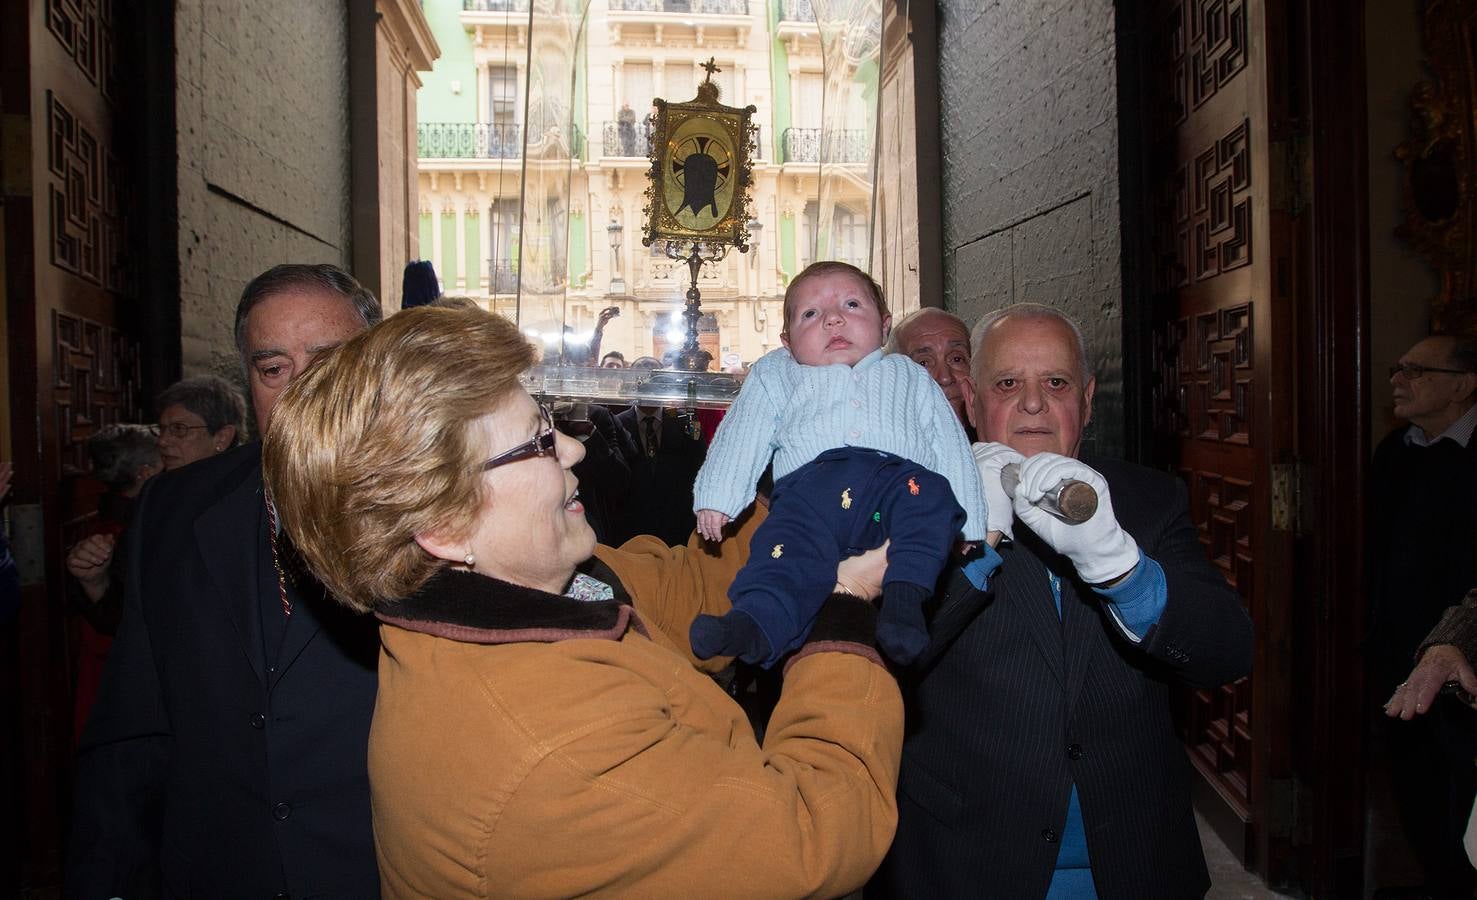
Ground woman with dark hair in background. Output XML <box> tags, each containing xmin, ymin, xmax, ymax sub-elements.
<box><xmin>67</xmin><ymin>424</ymin><xmax>161</xmax><ymax>736</ymax></box>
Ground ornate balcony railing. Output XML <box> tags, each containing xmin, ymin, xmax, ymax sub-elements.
<box><xmin>780</xmin><ymin>127</ymin><xmax>870</xmax><ymax>164</ymax></box>
<box><xmin>608</xmin><ymin>0</ymin><xmax>750</xmax><ymax>13</ymax></box>
<box><xmin>419</xmin><ymin>122</ymin><xmax>523</xmax><ymax>159</ymax></box>
<box><xmin>463</xmin><ymin>0</ymin><xmax>531</xmax><ymax>10</ymax></box>
<box><xmin>484</xmin><ymin>261</ymin><xmax>520</xmax><ymax>294</ymax></box>
<box><xmin>601</xmin><ymin>119</ymin><xmax>761</xmax><ymax>159</ymax></box>
<box><xmin>779</xmin><ymin>0</ymin><xmax>815</xmax><ymax>22</ymax></box>
<box><xmin>603</xmin><ymin>119</ymin><xmax>654</xmax><ymax>157</ymax></box>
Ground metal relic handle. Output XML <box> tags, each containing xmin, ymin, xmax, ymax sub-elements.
<box><xmin>999</xmin><ymin>463</ymin><xmax>1100</xmax><ymax>524</ymax></box>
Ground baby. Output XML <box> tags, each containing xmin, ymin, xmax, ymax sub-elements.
<box><xmin>690</xmin><ymin>261</ymin><xmax>987</xmax><ymax>667</ymax></box>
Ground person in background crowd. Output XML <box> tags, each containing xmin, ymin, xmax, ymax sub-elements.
<box><xmin>1387</xmin><ymin>588</ymin><xmax>1477</xmax><ymax>722</ymax></box>
<box><xmin>66</xmin><ymin>376</ymin><xmax>247</xmax><ymax>636</ymax></box>
<box><xmin>69</xmin><ymin>264</ymin><xmax>385</xmax><ymax>899</ymax></box>
<box><xmin>154</xmin><ymin>375</ymin><xmax>247</xmax><ymax>471</ymax></box>
<box><xmin>83</xmin><ymin>425</ymin><xmax>162</xmax><ymax>530</ymax></box>
<box><xmin>601</xmin><ymin>350</ymin><xmax>627</xmax><ymax>368</ymax></box>
<box><xmin>261</xmin><ymin>305</ymin><xmax>902</xmax><ymax>897</ymax></box>
<box><xmin>66</xmin><ymin>425</ymin><xmax>161</xmax><ymax>737</ymax></box>
<box><xmin>616</xmin><ymin>397</ymin><xmax>707</xmax><ymax>547</ymax></box>
<box><xmin>555</xmin><ymin>400</ymin><xmax>637</xmax><ymax>545</ymax></box>
<box><xmin>560</xmin><ymin>306</ymin><xmax>621</xmax><ymax>367</ymax></box>
<box><xmin>872</xmin><ymin>303</ymin><xmax>1253</xmax><ymax>899</ymax></box>
<box><xmin>886</xmin><ymin>307</ymin><xmax>976</xmax><ymax>438</ymax></box>
<box><xmin>1369</xmin><ymin>333</ymin><xmax>1477</xmax><ymax>898</ymax></box>
<box><xmin>618</xmin><ymin>102</ymin><xmax>639</xmax><ymax>156</ymax></box>
<box><xmin>400</xmin><ymin>259</ymin><xmax>441</xmax><ymax>309</ymax></box>
<box><xmin>1386</xmin><ymin>587</ymin><xmax>1477</xmax><ymax>883</ymax></box>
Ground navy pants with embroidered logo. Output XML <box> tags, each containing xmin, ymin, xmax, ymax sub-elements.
<box><xmin>690</xmin><ymin>446</ymin><xmax>965</xmax><ymax>667</ymax></box>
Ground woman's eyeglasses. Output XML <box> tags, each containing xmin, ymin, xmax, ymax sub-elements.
<box><xmin>151</xmin><ymin>422</ymin><xmax>211</xmax><ymax>439</ymax></box>
<box><xmin>482</xmin><ymin>404</ymin><xmax>558</xmax><ymax>471</ymax></box>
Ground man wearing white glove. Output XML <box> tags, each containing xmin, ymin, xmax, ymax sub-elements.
<box><xmin>873</xmin><ymin>304</ymin><xmax>1253</xmax><ymax>900</ymax></box>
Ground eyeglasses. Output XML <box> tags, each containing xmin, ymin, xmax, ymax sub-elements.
<box><xmin>481</xmin><ymin>404</ymin><xmax>558</xmax><ymax>471</ymax></box>
<box><xmin>1388</xmin><ymin>363</ymin><xmax>1474</xmax><ymax>380</ymax></box>
<box><xmin>151</xmin><ymin>422</ymin><xmax>211</xmax><ymax>439</ymax></box>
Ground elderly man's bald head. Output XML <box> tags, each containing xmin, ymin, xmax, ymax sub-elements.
<box><xmin>888</xmin><ymin>308</ymin><xmax>973</xmax><ymax>422</ymax></box>
<box><xmin>967</xmin><ymin>303</ymin><xmax>1095</xmax><ymax>458</ymax></box>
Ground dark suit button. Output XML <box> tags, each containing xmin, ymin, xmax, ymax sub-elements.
<box><xmin>1042</xmin><ymin>828</ymin><xmax>1058</xmax><ymax>843</ymax></box>
<box><xmin>250</xmin><ymin>713</ymin><xmax>265</xmax><ymax>729</ymax></box>
<box><xmin>1067</xmin><ymin>743</ymin><xmax>1084</xmax><ymax>760</ymax></box>
<box><xmin>273</xmin><ymin>802</ymin><xmax>292</xmax><ymax>821</ymax></box>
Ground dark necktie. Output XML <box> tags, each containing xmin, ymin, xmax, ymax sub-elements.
<box><xmin>644</xmin><ymin>416</ymin><xmax>658</xmax><ymax>458</ymax></box>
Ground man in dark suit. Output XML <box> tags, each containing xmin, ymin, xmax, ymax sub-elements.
<box><xmin>872</xmin><ymin>303</ymin><xmax>1253</xmax><ymax>899</ymax></box>
<box><xmin>68</xmin><ymin>265</ymin><xmax>384</xmax><ymax>898</ymax></box>
<box><xmin>614</xmin><ymin>403</ymin><xmax>707</xmax><ymax>546</ymax></box>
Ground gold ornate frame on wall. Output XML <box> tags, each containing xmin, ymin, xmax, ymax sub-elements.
<box><xmin>1396</xmin><ymin>0</ymin><xmax>1477</xmax><ymax>334</ymax></box>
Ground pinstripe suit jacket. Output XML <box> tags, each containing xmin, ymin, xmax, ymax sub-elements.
<box><xmin>871</xmin><ymin>457</ymin><xmax>1252</xmax><ymax>900</ymax></box>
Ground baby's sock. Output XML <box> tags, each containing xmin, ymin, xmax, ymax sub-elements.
<box><xmin>876</xmin><ymin>582</ymin><xmax>931</xmax><ymax>665</ymax></box>
<box><xmin>689</xmin><ymin>610</ymin><xmax>772</xmax><ymax>665</ymax></box>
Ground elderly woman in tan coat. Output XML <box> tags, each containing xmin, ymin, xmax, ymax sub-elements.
<box><xmin>263</xmin><ymin>305</ymin><xmax>902</xmax><ymax>899</ymax></box>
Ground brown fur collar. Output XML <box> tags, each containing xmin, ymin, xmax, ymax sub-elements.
<box><xmin>376</xmin><ymin>564</ymin><xmax>647</xmax><ymax>645</ymax></box>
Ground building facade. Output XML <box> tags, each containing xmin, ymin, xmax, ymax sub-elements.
<box><xmin>416</xmin><ymin>0</ymin><xmax>898</xmax><ymax>369</ymax></box>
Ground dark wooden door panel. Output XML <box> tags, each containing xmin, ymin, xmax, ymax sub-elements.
<box><xmin>3</xmin><ymin>0</ymin><xmax>139</xmax><ymax>887</ymax></box>
<box><xmin>1147</xmin><ymin>0</ymin><xmax>1296</xmax><ymax>881</ymax></box>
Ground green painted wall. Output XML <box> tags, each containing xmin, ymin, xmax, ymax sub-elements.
<box><xmin>574</xmin><ymin>33</ymin><xmax>588</xmax><ymax>161</ymax></box>
<box><xmin>440</xmin><ymin>213</ymin><xmax>459</xmax><ymax>287</ymax></box>
<box><xmin>419</xmin><ymin>213</ymin><xmax>433</xmax><ymax>264</ymax></box>
<box><xmin>768</xmin><ymin>0</ymin><xmax>791</xmax><ymax>161</ymax></box>
<box><xmin>419</xmin><ymin>1</ymin><xmax>478</xmax><ymax>123</ymax></box>
<box><xmin>779</xmin><ymin>212</ymin><xmax>797</xmax><ymax>284</ymax></box>
<box><xmin>464</xmin><ymin>215</ymin><xmax>481</xmax><ymax>291</ymax></box>
<box><xmin>568</xmin><ymin>211</ymin><xmax>587</xmax><ymax>285</ymax></box>
<box><xmin>854</xmin><ymin>58</ymin><xmax>879</xmax><ymax>138</ymax></box>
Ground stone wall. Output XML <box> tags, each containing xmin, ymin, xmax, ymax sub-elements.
<box><xmin>936</xmin><ymin>0</ymin><xmax>1124</xmax><ymax>457</ymax></box>
<box><xmin>175</xmin><ymin>0</ymin><xmax>355</xmax><ymax>386</ymax></box>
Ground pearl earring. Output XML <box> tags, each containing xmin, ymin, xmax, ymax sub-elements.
<box><xmin>463</xmin><ymin>552</ymin><xmax>476</xmax><ymax>568</ymax></box>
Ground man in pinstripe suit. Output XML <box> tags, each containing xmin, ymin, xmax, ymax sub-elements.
<box><xmin>872</xmin><ymin>304</ymin><xmax>1253</xmax><ymax>899</ymax></box>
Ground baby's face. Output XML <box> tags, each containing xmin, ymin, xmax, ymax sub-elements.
<box><xmin>782</xmin><ymin>272</ymin><xmax>891</xmax><ymax>367</ymax></box>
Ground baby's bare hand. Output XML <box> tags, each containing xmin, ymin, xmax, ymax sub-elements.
<box><xmin>696</xmin><ymin>509</ymin><xmax>730</xmax><ymax>543</ymax></box>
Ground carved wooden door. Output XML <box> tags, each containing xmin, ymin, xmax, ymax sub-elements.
<box><xmin>2</xmin><ymin>0</ymin><xmax>141</xmax><ymax>885</ymax></box>
<box><xmin>1146</xmin><ymin>0</ymin><xmax>1297</xmax><ymax>880</ymax></box>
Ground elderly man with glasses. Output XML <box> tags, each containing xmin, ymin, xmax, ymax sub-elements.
<box><xmin>1371</xmin><ymin>333</ymin><xmax>1477</xmax><ymax>898</ymax></box>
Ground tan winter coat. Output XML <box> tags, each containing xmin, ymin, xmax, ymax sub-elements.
<box><xmin>369</xmin><ymin>508</ymin><xmax>903</xmax><ymax>898</ymax></box>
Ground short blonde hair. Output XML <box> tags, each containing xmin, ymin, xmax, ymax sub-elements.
<box><xmin>262</xmin><ymin>306</ymin><xmax>535</xmax><ymax>612</ymax></box>
<box><xmin>781</xmin><ymin>261</ymin><xmax>889</xmax><ymax>339</ymax></box>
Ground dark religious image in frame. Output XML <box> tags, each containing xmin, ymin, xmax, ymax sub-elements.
<box><xmin>643</xmin><ymin>59</ymin><xmax>757</xmax><ymax>251</ymax></box>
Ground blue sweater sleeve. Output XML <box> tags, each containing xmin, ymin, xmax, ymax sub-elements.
<box><xmin>923</xmin><ymin>384</ymin><xmax>988</xmax><ymax>541</ymax></box>
<box><xmin>692</xmin><ymin>354</ymin><xmax>783</xmax><ymax>518</ymax></box>
<box><xmin>1095</xmin><ymin>552</ymin><xmax>1167</xmax><ymax>642</ymax></box>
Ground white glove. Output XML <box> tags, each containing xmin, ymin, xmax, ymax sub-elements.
<box><xmin>1011</xmin><ymin>452</ymin><xmax>1140</xmax><ymax>585</ymax></box>
<box><xmin>971</xmin><ymin>442</ymin><xmax>1024</xmax><ymax>539</ymax></box>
